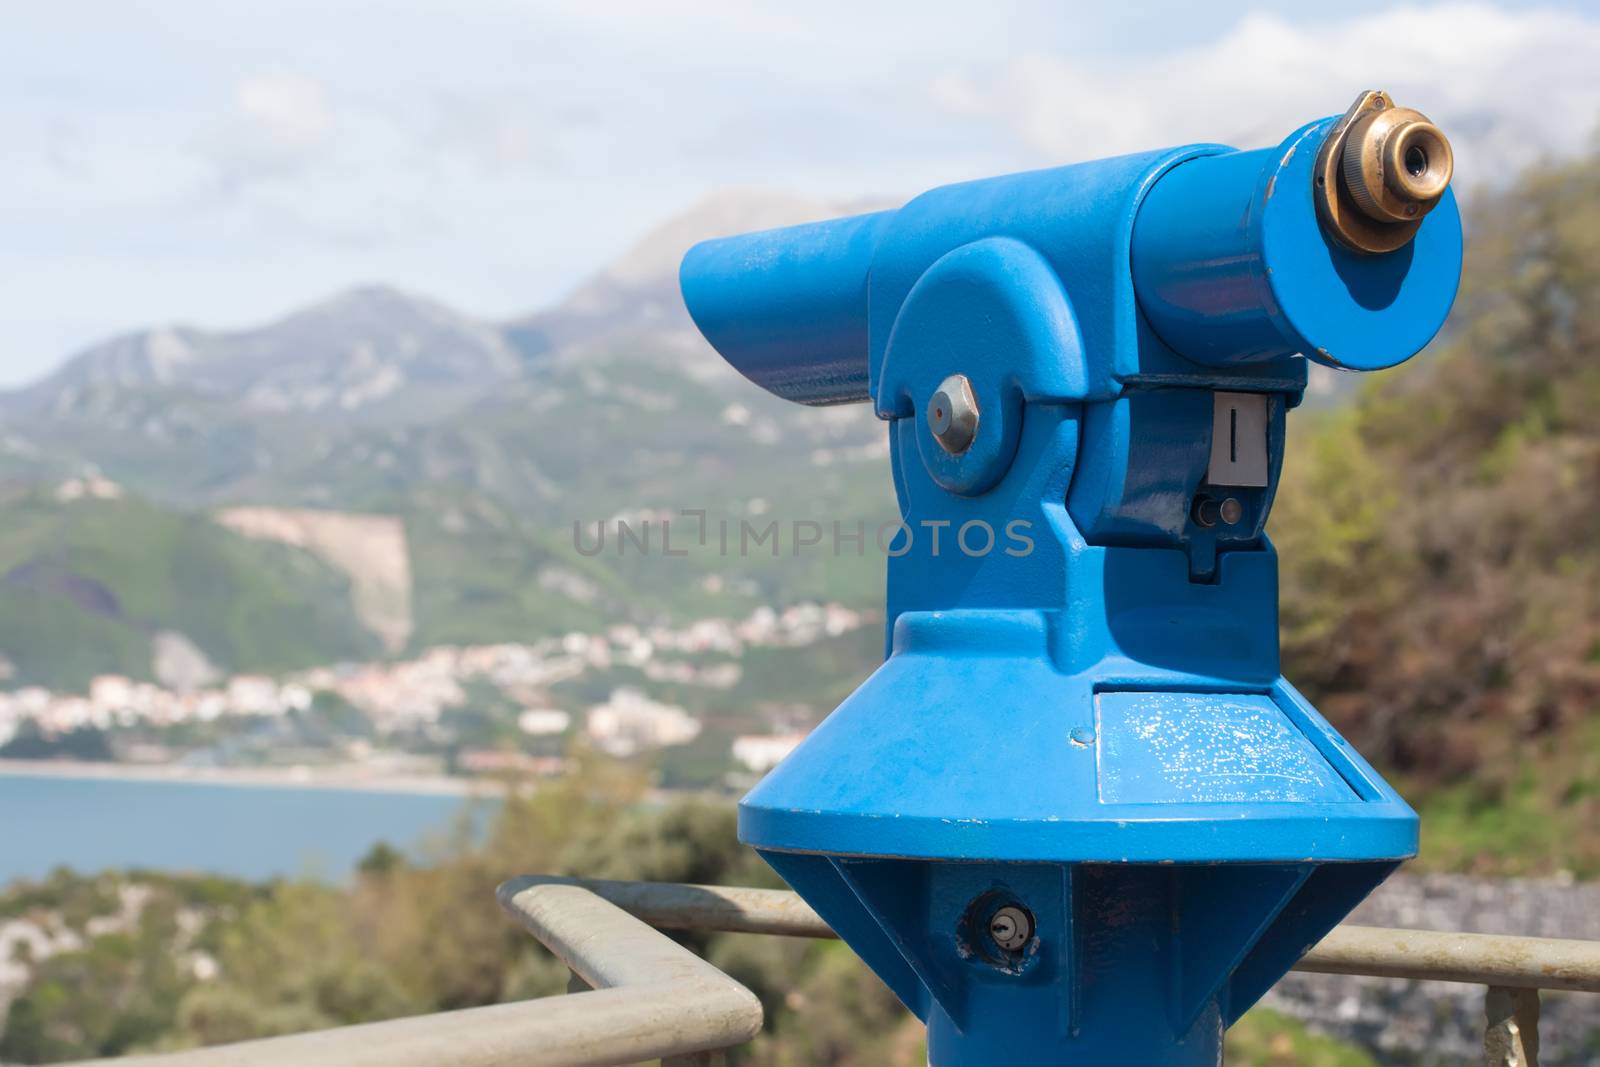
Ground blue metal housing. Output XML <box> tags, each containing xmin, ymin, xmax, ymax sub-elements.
<box><xmin>680</xmin><ymin>111</ymin><xmax>1461</xmax><ymax>1065</ymax></box>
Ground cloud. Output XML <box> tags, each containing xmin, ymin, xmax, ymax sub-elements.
<box><xmin>182</xmin><ymin>72</ymin><xmax>567</xmax><ymax>252</ymax></box>
<box><xmin>186</xmin><ymin>68</ymin><xmax>567</xmax><ymax>245</ymax></box>
<box><xmin>426</xmin><ymin>93</ymin><xmax>562</xmax><ymax>175</ymax></box>
<box><xmin>930</xmin><ymin>4</ymin><xmax>1600</xmax><ymax>188</ymax></box>
<box><xmin>234</xmin><ymin>72</ymin><xmax>334</xmax><ymax>153</ymax></box>
<box><xmin>198</xmin><ymin>71</ymin><xmax>336</xmax><ymax>185</ymax></box>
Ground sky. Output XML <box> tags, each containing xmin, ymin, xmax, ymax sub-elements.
<box><xmin>3</xmin><ymin>0</ymin><xmax>1599</xmax><ymax>387</ymax></box>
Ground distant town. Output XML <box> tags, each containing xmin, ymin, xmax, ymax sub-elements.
<box><xmin>0</xmin><ymin>602</ymin><xmax>869</xmax><ymax>790</ymax></box>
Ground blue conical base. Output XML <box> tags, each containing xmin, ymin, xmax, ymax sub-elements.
<box><xmin>741</xmin><ymin>609</ymin><xmax>1415</xmax><ymax>1065</ymax></box>
<box><xmin>742</xmin><ymin>611</ymin><xmax>1416</xmax><ymax>866</ymax></box>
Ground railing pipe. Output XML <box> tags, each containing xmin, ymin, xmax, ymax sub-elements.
<box><xmin>79</xmin><ymin>884</ymin><xmax>762</xmax><ymax>1067</ymax></box>
<box><xmin>498</xmin><ymin>875</ymin><xmax>837</xmax><ymax>939</ymax></box>
<box><xmin>1295</xmin><ymin>925</ymin><xmax>1600</xmax><ymax>993</ymax></box>
<box><xmin>501</xmin><ymin>876</ymin><xmax>1600</xmax><ymax>994</ymax></box>
<box><xmin>71</xmin><ymin>876</ymin><xmax>1599</xmax><ymax>1067</ymax></box>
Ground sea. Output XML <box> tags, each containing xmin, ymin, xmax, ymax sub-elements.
<box><xmin>0</xmin><ymin>771</ymin><xmax>482</xmax><ymax>888</ymax></box>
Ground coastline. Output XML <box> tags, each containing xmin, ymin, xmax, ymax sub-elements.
<box><xmin>0</xmin><ymin>758</ymin><xmax>494</xmax><ymax>798</ymax></box>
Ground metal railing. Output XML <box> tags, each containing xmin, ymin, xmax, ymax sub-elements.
<box><xmin>87</xmin><ymin>875</ymin><xmax>1600</xmax><ymax>1067</ymax></box>
<box><xmin>92</xmin><ymin>882</ymin><xmax>761</xmax><ymax>1067</ymax></box>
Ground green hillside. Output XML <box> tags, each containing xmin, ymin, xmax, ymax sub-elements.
<box><xmin>389</xmin><ymin>346</ymin><xmax>891</xmax><ymax>650</ymax></box>
<box><xmin>0</xmin><ymin>330</ymin><xmax>893</xmax><ymax>667</ymax></box>
<box><xmin>1274</xmin><ymin>148</ymin><xmax>1600</xmax><ymax>876</ymax></box>
<box><xmin>399</xmin><ymin>484</ymin><xmax>619</xmax><ymax>648</ymax></box>
<box><xmin>0</xmin><ymin>487</ymin><xmax>383</xmax><ymax>688</ymax></box>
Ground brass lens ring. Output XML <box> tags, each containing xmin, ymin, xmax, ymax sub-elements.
<box><xmin>1314</xmin><ymin>90</ymin><xmax>1455</xmax><ymax>254</ymax></box>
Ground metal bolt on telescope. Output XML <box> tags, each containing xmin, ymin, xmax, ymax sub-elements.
<box><xmin>680</xmin><ymin>91</ymin><xmax>1460</xmax><ymax>1065</ymax></box>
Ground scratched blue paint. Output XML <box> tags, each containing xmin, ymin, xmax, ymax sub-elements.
<box><xmin>681</xmin><ymin>103</ymin><xmax>1458</xmax><ymax>1066</ymax></box>
<box><xmin>1095</xmin><ymin>691</ymin><xmax>1357</xmax><ymax>805</ymax></box>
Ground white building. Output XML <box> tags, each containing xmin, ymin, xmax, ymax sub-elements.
<box><xmin>585</xmin><ymin>688</ymin><xmax>700</xmax><ymax>758</ymax></box>
<box><xmin>517</xmin><ymin>708</ymin><xmax>572</xmax><ymax>736</ymax></box>
<box><xmin>731</xmin><ymin>733</ymin><xmax>806</xmax><ymax>773</ymax></box>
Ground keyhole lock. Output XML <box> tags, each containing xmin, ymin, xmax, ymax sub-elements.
<box><xmin>988</xmin><ymin>905</ymin><xmax>1033</xmax><ymax>952</ymax></box>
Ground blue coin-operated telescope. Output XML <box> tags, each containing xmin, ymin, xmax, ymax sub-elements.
<box><xmin>681</xmin><ymin>91</ymin><xmax>1461</xmax><ymax>1065</ymax></box>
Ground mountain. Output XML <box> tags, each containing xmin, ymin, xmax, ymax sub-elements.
<box><xmin>0</xmin><ymin>191</ymin><xmax>895</xmax><ymax>688</ymax></box>
<box><xmin>0</xmin><ymin>190</ymin><xmax>888</xmax><ymax>500</ymax></box>
<box><xmin>506</xmin><ymin>190</ymin><xmax>891</xmax><ymax>361</ymax></box>
<box><xmin>7</xmin><ymin>286</ymin><xmax>521</xmax><ymax>420</ymax></box>
<box><xmin>9</xmin><ymin>189</ymin><xmax>887</xmax><ymax>425</ymax></box>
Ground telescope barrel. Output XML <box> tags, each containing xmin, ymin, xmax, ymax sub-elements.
<box><xmin>1131</xmin><ymin>91</ymin><xmax>1460</xmax><ymax>371</ymax></box>
<box><xmin>679</xmin><ymin>209</ymin><xmax>892</xmax><ymax>406</ymax></box>
<box><xmin>681</xmin><ymin>92</ymin><xmax>1460</xmax><ymax>402</ymax></box>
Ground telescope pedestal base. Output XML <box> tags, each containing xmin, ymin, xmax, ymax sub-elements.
<box><xmin>761</xmin><ymin>851</ymin><xmax>1400</xmax><ymax>1067</ymax></box>
<box><xmin>927</xmin><ymin>1004</ymin><xmax>1222</xmax><ymax>1067</ymax></box>
<box><xmin>923</xmin><ymin>862</ymin><xmax>1225</xmax><ymax>1067</ymax></box>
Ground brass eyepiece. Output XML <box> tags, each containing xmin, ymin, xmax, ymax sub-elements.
<box><xmin>1315</xmin><ymin>90</ymin><xmax>1455</xmax><ymax>254</ymax></box>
